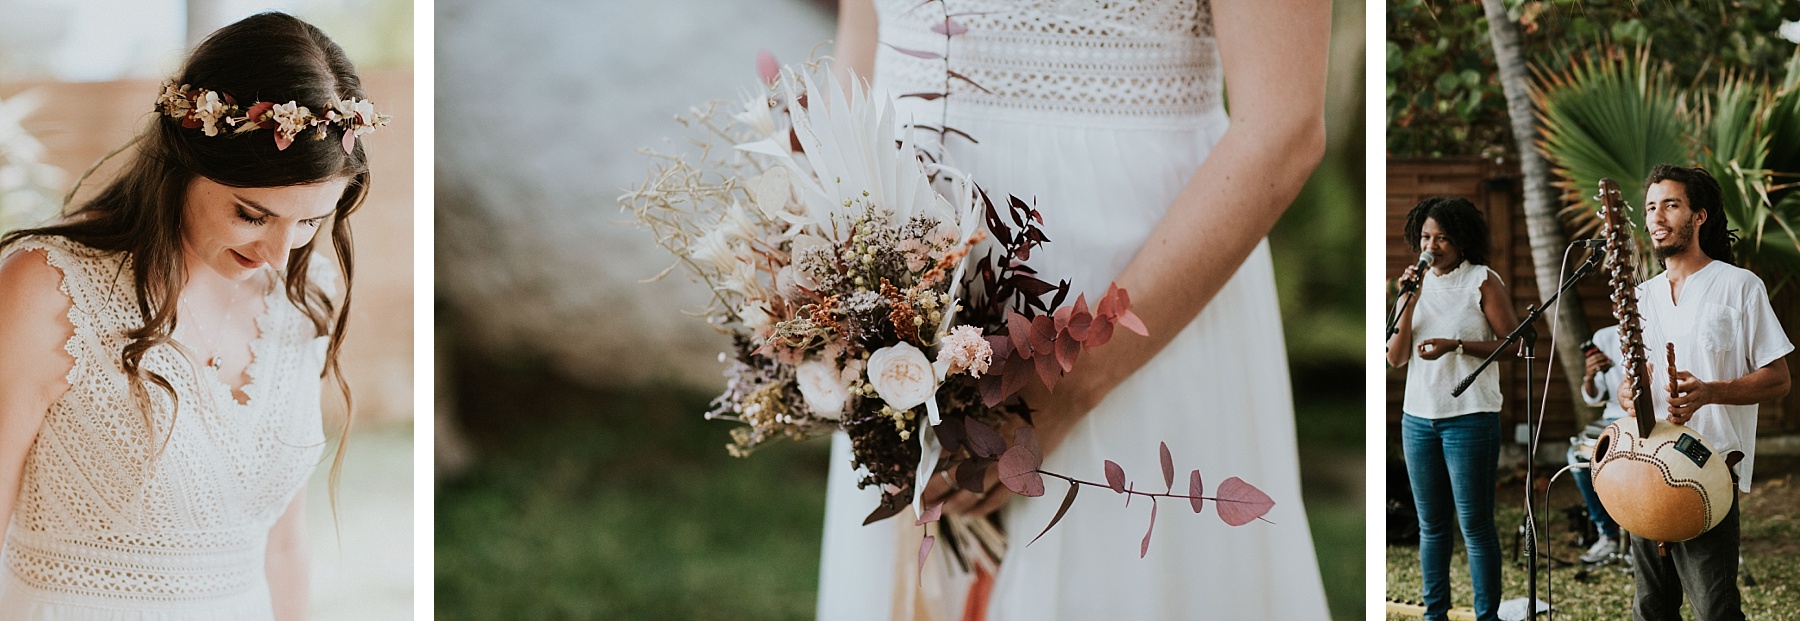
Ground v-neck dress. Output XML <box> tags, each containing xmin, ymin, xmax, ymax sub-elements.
<box><xmin>0</xmin><ymin>235</ymin><xmax>327</xmax><ymax>620</ymax></box>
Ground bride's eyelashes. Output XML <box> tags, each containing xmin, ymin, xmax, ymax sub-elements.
<box><xmin>235</xmin><ymin>204</ymin><xmax>326</xmax><ymax>228</ymax></box>
<box><xmin>236</xmin><ymin>204</ymin><xmax>270</xmax><ymax>226</ymax></box>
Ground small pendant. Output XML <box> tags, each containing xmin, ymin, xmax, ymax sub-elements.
<box><xmin>206</xmin><ymin>356</ymin><xmax>221</xmax><ymax>370</ymax></box>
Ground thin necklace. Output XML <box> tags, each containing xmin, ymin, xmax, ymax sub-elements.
<box><xmin>181</xmin><ymin>279</ymin><xmax>249</xmax><ymax>371</ymax></box>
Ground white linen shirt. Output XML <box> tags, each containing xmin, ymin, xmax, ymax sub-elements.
<box><xmin>1581</xmin><ymin>324</ymin><xmax>1629</xmax><ymax>422</ymax></box>
<box><xmin>1640</xmin><ymin>260</ymin><xmax>1794</xmax><ymax>493</ymax></box>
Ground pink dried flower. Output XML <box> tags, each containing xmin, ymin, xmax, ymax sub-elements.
<box><xmin>935</xmin><ymin>325</ymin><xmax>991</xmax><ymax>377</ymax></box>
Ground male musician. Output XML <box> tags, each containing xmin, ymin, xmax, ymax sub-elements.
<box><xmin>1625</xmin><ymin>164</ymin><xmax>1793</xmax><ymax>621</ymax></box>
<box><xmin>1571</xmin><ymin>325</ymin><xmax>1626</xmax><ymax>563</ymax></box>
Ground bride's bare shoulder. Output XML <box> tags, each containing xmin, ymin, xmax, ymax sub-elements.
<box><xmin>0</xmin><ymin>244</ymin><xmax>76</xmax><ymax>353</ymax></box>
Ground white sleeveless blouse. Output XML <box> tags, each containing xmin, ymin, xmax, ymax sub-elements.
<box><xmin>1403</xmin><ymin>260</ymin><xmax>1504</xmax><ymax>418</ymax></box>
<box><xmin>0</xmin><ymin>235</ymin><xmax>326</xmax><ymax>620</ymax></box>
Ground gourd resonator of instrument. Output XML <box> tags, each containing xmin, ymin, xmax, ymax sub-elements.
<box><xmin>1587</xmin><ymin>178</ymin><xmax>1733</xmax><ymax>544</ymax></box>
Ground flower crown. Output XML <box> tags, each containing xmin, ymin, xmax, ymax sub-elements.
<box><xmin>155</xmin><ymin>82</ymin><xmax>391</xmax><ymax>154</ymax></box>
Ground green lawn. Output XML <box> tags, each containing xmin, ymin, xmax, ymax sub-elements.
<box><xmin>1385</xmin><ymin>459</ymin><xmax>1800</xmax><ymax>620</ymax></box>
<box><xmin>436</xmin><ymin>358</ymin><xmax>1365</xmax><ymax>620</ymax></box>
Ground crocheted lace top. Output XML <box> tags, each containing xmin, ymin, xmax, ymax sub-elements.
<box><xmin>0</xmin><ymin>235</ymin><xmax>326</xmax><ymax>614</ymax></box>
<box><xmin>875</xmin><ymin>0</ymin><xmax>1221</xmax><ymax>129</ymax></box>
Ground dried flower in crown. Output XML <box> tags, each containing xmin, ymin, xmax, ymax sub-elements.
<box><xmin>154</xmin><ymin>82</ymin><xmax>391</xmax><ymax>154</ymax></box>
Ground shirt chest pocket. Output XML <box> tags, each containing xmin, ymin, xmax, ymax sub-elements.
<box><xmin>1697</xmin><ymin>302</ymin><xmax>1739</xmax><ymax>355</ymax></box>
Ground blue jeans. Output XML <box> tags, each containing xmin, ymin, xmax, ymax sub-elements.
<box><xmin>1403</xmin><ymin>412</ymin><xmax>1502</xmax><ymax>621</ymax></box>
<box><xmin>1567</xmin><ymin>448</ymin><xmax>1619</xmax><ymax>539</ymax></box>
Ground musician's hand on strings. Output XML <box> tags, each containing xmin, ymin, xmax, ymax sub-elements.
<box><xmin>1416</xmin><ymin>338</ymin><xmax>1456</xmax><ymax>360</ymax></box>
<box><xmin>1667</xmin><ymin>370</ymin><xmax>1712</xmax><ymax>424</ymax></box>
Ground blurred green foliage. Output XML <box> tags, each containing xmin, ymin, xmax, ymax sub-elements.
<box><xmin>1270</xmin><ymin>0</ymin><xmax>1366</xmax><ymax>370</ymax></box>
<box><xmin>1388</xmin><ymin>0</ymin><xmax>1800</xmax><ymax>157</ymax></box>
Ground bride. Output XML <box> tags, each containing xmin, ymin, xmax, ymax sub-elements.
<box><xmin>0</xmin><ymin>13</ymin><xmax>387</xmax><ymax>620</ymax></box>
<box><xmin>816</xmin><ymin>0</ymin><xmax>1333</xmax><ymax>619</ymax></box>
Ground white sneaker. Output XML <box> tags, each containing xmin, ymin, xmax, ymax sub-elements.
<box><xmin>1581</xmin><ymin>535</ymin><xmax>1618</xmax><ymax>563</ymax></box>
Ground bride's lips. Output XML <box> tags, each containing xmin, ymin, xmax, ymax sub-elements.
<box><xmin>230</xmin><ymin>249</ymin><xmax>263</xmax><ymax>269</ymax></box>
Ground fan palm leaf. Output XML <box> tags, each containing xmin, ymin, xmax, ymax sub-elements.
<box><xmin>1533</xmin><ymin>44</ymin><xmax>1688</xmax><ymax>244</ymax></box>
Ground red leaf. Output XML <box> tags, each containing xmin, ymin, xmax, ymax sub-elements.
<box><xmin>1033</xmin><ymin>351</ymin><xmax>1061</xmax><ymax>391</ymax></box>
<box><xmin>1030</xmin><ymin>482</ymin><xmax>1079</xmax><ymax>546</ymax></box>
<box><xmin>1103</xmin><ymin>460</ymin><xmax>1126</xmax><ymax>494</ymax></box>
<box><xmin>340</xmin><ymin>130</ymin><xmax>356</xmax><ymax>155</ymax></box>
<box><xmin>1159</xmin><ymin>442</ymin><xmax>1174</xmax><ymax>492</ymax></box>
<box><xmin>998</xmin><ymin>445</ymin><xmax>1045</xmax><ymax>497</ymax></box>
<box><xmin>1189</xmin><ymin>470</ymin><xmax>1204</xmax><ymax>513</ymax></box>
<box><xmin>1116</xmin><ymin>309</ymin><xmax>1149</xmax><ymax>337</ymax></box>
<box><xmin>1215</xmin><ymin>477</ymin><xmax>1275</xmax><ymax>526</ymax></box>
<box><xmin>1055</xmin><ymin>332</ymin><xmax>1079</xmax><ymax>372</ymax></box>
<box><xmin>1085</xmin><ymin>320</ymin><xmax>1115</xmax><ymax>348</ymax></box>
<box><xmin>1065</xmin><ymin>294</ymin><xmax>1093</xmax><ymax>340</ymax></box>
<box><xmin>918</xmin><ymin>534</ymin><xmax>935</xmax><ymax>583</ymax></box>
<box><xmin>915</xmin><ymin>501</ymin><xmax>944</xmax><ymax>526</ymax></box>
<box><xmin>999</xmin><ymin>355</ymin><xmax>1034</xmax><ymax>401</ymax></box>
<box><xmin>929</xmin><ymin>17</ymin><xmax>969</xmax><ymax>36</ymax></box>
<box><xmin>979</xmin><ymin>372</ymin><xmax>1005</xmax><ymax>407</ymax></box>
<box><xmin>1030</xmin><ymin>315</ymin><xmax>1057</xmax><ymax>353</ymax></box>
<box><xmin>1140</xmin><ymin>501</ymin><xmax>1158</xmax><ymax>558</ymax></box>
<box><xmin>1125</xmin><ymin>481</ymin><xmax>1134</xmax><ymax>507</ymax></box>
<box><xmin>900</xmin><ymin>92</ymin><xmax>946</xmax><ymax>101</ymax></box>
<box><xmin>985</xmin><ymin>335</ymin><xmax>1011</xmax><ymax>361</ymax></box>
<box><xmin>947</xmin><ymin>69</ymin><xmax>994</xmax><ymax>94</ymax></box>
<box><xmin>965</xmin><ymin>419</ymin><xmax>1005</xmax><ymax>458</ymax></box>
<box><xmin>755</xmin><ymin>49</ymin><xmax>780</xmax><ymax>84</ymax></box>
<box><xmin>273</xmin><ymin>132</ymin><xmax>293</xmax><ymax>151</ymax></box>
<box><xmin>1053</xmin><ymin>304</ymin><xmax>1073</xmax><ymax>333</ymax></box>
<box><xmin>1007</xmin><ymin>312</ymin><xmax>1033</xmax><ymax>357</ymax></box>
<box><xmin>1013</xmin><ymin>426</ymin><xmax>1041</xmax><ymax>457</ymax></box>
<box><xmin>884</xmin><ymin>43</ymin><xmax>943</xmax><ymax>59</ymax></box>
<box><xmin>956</xmin><ymin>458</ymin><xmax>992</xmax><ymax>492</ymax></box>
<box><xmin>244</xmin><ymin>101</ymin><xmax>275</xmax><ymax>126</ymax></box>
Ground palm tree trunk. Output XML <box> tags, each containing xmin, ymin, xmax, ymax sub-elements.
<box><xmin>1480</xmin><ymin>0</ymin><xmax>1600</xmax><ymax>428</ymax></box>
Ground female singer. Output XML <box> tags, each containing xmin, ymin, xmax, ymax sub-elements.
<box><xmin>1386</xmin><ymin>196</ymin><xmax>1519</xmax><ymax>621</ymax></box>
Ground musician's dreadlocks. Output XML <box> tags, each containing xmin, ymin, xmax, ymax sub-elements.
<box><xmin>1404</xmin><ymin>196</ymin><xmax>1492</xmax><ymax>266</ymax></box>
<box><xmin>1645</xmin><ymin>163</ymin><xmax>1735</xmax><ymax>265</ymax></box>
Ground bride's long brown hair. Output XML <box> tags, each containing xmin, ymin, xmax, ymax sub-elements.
<box><xmin>0</xmin><ymin>12</ymin><xmax>370</xmax><ymax>484</ymax></box>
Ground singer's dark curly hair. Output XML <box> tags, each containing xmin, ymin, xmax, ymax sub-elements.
<box><xmin>1645</xmin><ymin>163</ymin><xmax>1735</xmax><ymax>265</ymax></box>
<box><xmin>1404</xmin><ymin>196</ymin><xmax>1491</xmax><ymax>266</ymax></box>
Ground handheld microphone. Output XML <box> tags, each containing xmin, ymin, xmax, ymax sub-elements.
<box><xmin>1398</xmin><ymin>250</ymin><xmax>1433</xmax><ymax>296</ymax></box>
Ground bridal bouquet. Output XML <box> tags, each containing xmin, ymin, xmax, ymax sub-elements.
<box><xmin>622</xmin><ymin>57</ymin><xmax>1272</xmax><ymax>567</ymax></box>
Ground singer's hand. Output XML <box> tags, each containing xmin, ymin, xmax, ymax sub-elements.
<box><xmin>1398</xmin><ymin>264</ymin><xmax>1422</xmax><ymax>295</ymax></box>
<box><xmin>1667</xmin><ymin>370</ymin><xmax>1712</xmax><ymax>425</ymax></box>
<box><xmin>1417</xmin><ymin>338</ymin><xmax>1456</xmax><ymax>360</ymax></box>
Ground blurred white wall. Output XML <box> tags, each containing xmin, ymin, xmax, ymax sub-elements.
<box><xmin>436</xmin><ymin>0</ymin><xmax>832</xmax><ymax>387</ymax></box>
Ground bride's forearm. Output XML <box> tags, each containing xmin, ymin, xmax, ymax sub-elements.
<box><xmin>1037</xmin><ymin>0</ymin><xmax>1330</xmax><ymax>434</ymax></box>
<box><xmin>1058</xmin><ymin>117</ymin><xmax>1326</xmax><ymax>416</ymax></box>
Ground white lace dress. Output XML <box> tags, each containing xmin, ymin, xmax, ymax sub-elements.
<box><xmin>817</xmin><ymin>1</ymin><xmax>1332</xmax><ymax>619</ymax></box>
<box><xmin>0</xmin><ymin>236</ymin><xmax>326</xmax><ymax>620</ymax></box>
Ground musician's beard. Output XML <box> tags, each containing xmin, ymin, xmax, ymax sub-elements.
<box><xmin>1651</xmin><ymin>219</ymin><xmax>1697</xmax><ymax>259</ymax></box>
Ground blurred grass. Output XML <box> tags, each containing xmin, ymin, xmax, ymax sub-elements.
<box><xmin>1385</xmin><ymin>461</ymin><xmax>1800</xmax><ymax>620</ymax></box>
<box><xmin>436</xmin><ymin>355</ymin><xmax>1364</xmax><ymax>620</ymax></box>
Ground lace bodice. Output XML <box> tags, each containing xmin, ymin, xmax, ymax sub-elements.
<box><xmin>0</xmin><ymin>235</ymin><xmax>326</xmax><ymax>611</ymax></box>
<box><xmin>874</xmin><ymin>0</ymin><xmax>1221</xmax><ymax>128</ymax></box>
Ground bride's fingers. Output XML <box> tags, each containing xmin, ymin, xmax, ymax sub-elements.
<box><xmin>942</xmin><ymin>489</ymin><xmax>981</xmax><ymax>514</ymax></box>
<box><xmin>966</xmin><ymin>488</ymin><xmax>1011</xmax><ymax>518</ymax></box>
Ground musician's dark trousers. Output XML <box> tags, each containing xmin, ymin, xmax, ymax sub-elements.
<box><xmin>1630</xmin><ymin>491</ymin><xmax>1742</xmax><ymax>621</ymax></box>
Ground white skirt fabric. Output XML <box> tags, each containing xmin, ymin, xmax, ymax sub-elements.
<box><xmin>0</xmin><ymin>571</ymin><xmax>273</xmax><ymax>621</ymax></box>
<box><xmin>817</xmin><ymin>103</ymin><xmax>1331</xmax><ymax>620</ymax></box>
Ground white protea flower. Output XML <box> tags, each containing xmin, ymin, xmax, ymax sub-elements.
<box><xmin>736</xmin><ymin>69</ymin><xmax>962</xmax><ymax>241</ymax></box>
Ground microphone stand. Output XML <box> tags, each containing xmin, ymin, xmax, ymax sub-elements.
<box><xmin>1385</xmin><ymin>285</ymin><xmax>1416</xmax><ymax>344</ymax></box>
<box><xmin>1452</xmin><ymin>248</ymin><xmax>1601</xmax><ymax>621</ymax></box>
